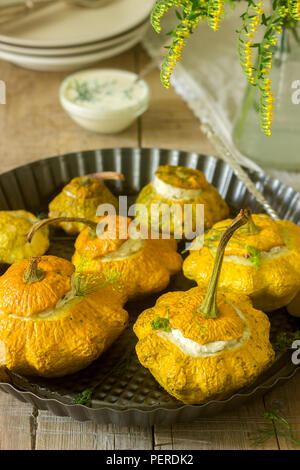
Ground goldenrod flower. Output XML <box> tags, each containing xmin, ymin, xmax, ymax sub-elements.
<box><xmin>160</xmin><ymin>22</ymin><xmax>195</xmax><ymax>87</ymax></box>
<box><xmin>288</xmin><ymin>0</ymin><xmax>300</xmax><ymax>20</ymax></box>
<box><xmin>151</xmin><ymin>0</ymin><xmax>291</xmax><ymax>136</ymax></box>
<box><xmin>207</xmin><ymin>0</ymin><xmax>225</xmax><ymax>31</ymax></box>
<box><xmin>260</xmin><ymin>78</ymin><xmax>275</xmax><ymax>136</ymax></box>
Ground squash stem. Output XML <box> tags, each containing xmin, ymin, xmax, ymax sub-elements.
<box><xmin>244</xmin><ymin>210</ymin><xmax>260</xmax><ymax>235</ymax></box>
<box><xmin>27</xmin><ymin>217</ymin><xmax>98</xmax><ymax>243</ymax></box>
<box><xmin>197</xmin><ymin>209</ymin><xmax>249</xmax><ymax>319</ymax></box>
<box><xmin>23</xmin><ymin>257</ymin><xmax>45</xmax><ymax>284</ymax></box>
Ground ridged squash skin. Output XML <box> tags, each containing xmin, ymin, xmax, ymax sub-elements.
<box><xmin>134</xmin><ymin>287</ymin><xmax>274</xmax><ymax>404</ymax></box>
<box><xmin>135</xmin><ymin>165</ymin><xmax>229</xmax><ymax>235</ymax></box>
<box><xmin>183</xmin><ymin>214</ymin><xmax>300</xmax><ymax>312</ymax></box>
<box><xmin>0</xmin><ymin>211</ymin><xmax>49</xmax><ymax>264</ymax></box>
<box><xmin>0</xmin><ymin>256</ymin><xmax>128</xmax><ymax>377</ymax></box>
<box><xmin>49</xmin><ymin>176</ymin><xmax>118</xmax><ymax>235</ymax></box>
<box><xmin>72</xmin><ymin>216</ymin><xmax>183</xmax><ymax>301</ymax></box>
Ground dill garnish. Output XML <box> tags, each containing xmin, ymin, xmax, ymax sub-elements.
<box><xmin>72</xmin><ymin>79</ymin><xmax>100</xmax><ymax>102</ymax></box>
<box><xmin>246</xmin><ymin>245</ymin><xmax>262</xmax><ymax>270</ymax></box>
<box><xmin>250</xmin><ymin>404</ymin><xmax>300</xmax><ymax>448</ymax></box>
<box><xmin>71</xmin><ymin>268</ymin><xmax>123</xmax><ymax>298</ymax></box>
<box><xmin>151</xmin><ymin>311</ymin><xmax>172</xmax><ymax>332</ymax></box>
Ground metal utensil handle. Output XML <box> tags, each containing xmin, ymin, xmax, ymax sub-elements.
<box><xmin>201</xmin><ymin>122</ymin><xmax>280</xmax><ymax>221</ymax></box>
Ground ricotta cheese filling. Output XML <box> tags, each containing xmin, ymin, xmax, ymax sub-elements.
<box><xmin>100</xmin><ymin>238</ymin><xmax>145</xmax><ymax>262</ymax></box>
<box><xmin>152</xmin><ymin>176</ymin><xmax>203</xmax><ymax>201</ymax></box>
<box><xmin>225</xmin><ymin>246</ymin><xmax>289</xmax><ymax>265</ymax></box>
<box><xmin>208</xmin><ymin>245</ymin><xmax>290</xmax><ymax>266</ymax></box>
<box><xmin>3</xmin><ymin>292</ymin><xmax>82</xmax><ymax>322</ymax></box>
<box><xmin>157</xmin><ymin>305</ymin><xmax>250</xmax><ymax>357</ymax></box>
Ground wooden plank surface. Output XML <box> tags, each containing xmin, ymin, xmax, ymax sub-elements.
<box><xmin>0</xmin><ymin>44</ymin><xmax>299</xmax><ymax>450</ymax></box>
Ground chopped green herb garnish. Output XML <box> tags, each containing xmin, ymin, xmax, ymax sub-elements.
<box><xmin>72</xmin><ymin>268</ymin><xmax>123</xmax><ymax>297</ymax></box>
<box><xmin>246</xmin><ymin>245</ymin><xmax>262</xmax><ymax>270</ymax></box>
<box><xmin>150</xmin><ymin>312</ymin><xmax>172</xmax><ymax>332</ymax></box>
<box><xmin>71</xmin><ymin>79</ymin><xmax>100</xmax><ymax>102</ymax></box>
<box><xmin>73</xmin><ymin>389</ymin><xmax>93</xmax><ymax>407</ymax></box>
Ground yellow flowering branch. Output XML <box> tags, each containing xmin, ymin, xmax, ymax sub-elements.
<box><xmin>207</xmin><ymin>0</ymin><xmax>225</xmax><ymax>30</ymax></box>
<box><xmin>151</xmin><ymin>0</ymin><xmax>299</xmax><ymax>136</ymax></box>
<box><xmin>288</xmin><ymin>0</ymin><xmax>300</xmax><ymax>20</ymax></box>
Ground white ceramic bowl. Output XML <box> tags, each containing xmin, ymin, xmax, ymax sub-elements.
<box><xmin>59</xmin><ymin>69</ymin><xmax>150</xmax><ymax>134</ymax></box>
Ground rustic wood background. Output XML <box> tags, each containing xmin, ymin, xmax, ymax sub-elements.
<box><xmin>0</xmin><ymin>45</ymin><xmax>299</xmax><ymax>450</ymax></box>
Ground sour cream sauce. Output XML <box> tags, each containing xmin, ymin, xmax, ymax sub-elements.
<box><xmin>64</xmin><ymin>69</ymin><xmax>148</xmax><ymax>112</ymax></box>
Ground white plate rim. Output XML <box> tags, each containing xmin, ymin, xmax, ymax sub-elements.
<box><xmin>0</xmin><ymin>0</ymin><xmax>154</xmax><ymax>48</ymax></box>
<box><xmin>0</xmin><ymin>35</ymin><xmax>142</xmax><ymax>71</ymax></box>
<box><xmin>0</xmin><ymin>22</ymin><xmax>148</xmax><ymax>57</ymax></box>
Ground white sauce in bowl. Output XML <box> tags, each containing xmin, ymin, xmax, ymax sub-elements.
<box><xmin>60</xmin><ymin>69</ymin><xmax>150</xmax><ymax>134</ymax></box>
<box><xmin>64</xmin><ymin>69</ymin><xmax>148</xmax><ymax>112</ymax></box>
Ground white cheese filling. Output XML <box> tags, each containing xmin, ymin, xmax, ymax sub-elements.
<box><xmin>157</xmin><ymin>305</ymin><xmax>250</xmax><ymax>357</ymax></box>
<box><xmin>208</xmin><ymin>245</ymin><xmax>289</xmax><ymax>266</ymax></box>
<box><xmin>152</xmin><ymin>176</ymin><xmax>203</xmax><ymax>200</ymax></box>
<box><xmin>100</xmin><ymin>238</ymin><xmax>145</xmax><ymax>262</ymax></box>
<box><xmin>3</xmin><ymin>291</ymin><xmax>81</xmax><ymax>322</ymax></box>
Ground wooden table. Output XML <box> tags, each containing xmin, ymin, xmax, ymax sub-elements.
<box><xmin>0</xmin><ymin>44</ymin><xmax>299</xmax><ymax>451</ymax></box>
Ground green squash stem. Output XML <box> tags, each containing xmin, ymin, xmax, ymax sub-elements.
<box><xmin>244</xmin><ymin>209</ymin><xmax>260</xmax><ymax>235</ymax></box>
<box><xmin>23</xmin><ymin>257</ymin><xmax>45</xmax><ymax>284</ymax></box>
<box><xmin>26</xmin><ymin>217</ymin><xmax>98</xmax><ymax>243</ymax></box>
<box><xmin>197</xmin><ymin>209</ymin><xmax>249</xmax><ymax>319</ymax></box>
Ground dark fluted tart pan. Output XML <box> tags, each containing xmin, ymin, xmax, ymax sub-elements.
<box><xmin>0</xmin><ymin>148</ymin><xmax>299</xmax><ymax>426</ymax></box>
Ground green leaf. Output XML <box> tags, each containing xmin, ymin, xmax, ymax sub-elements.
<box><xmin>175</xmin><ymin>9</ymin><xmax>182</xmax><ymax>20</ymax></box>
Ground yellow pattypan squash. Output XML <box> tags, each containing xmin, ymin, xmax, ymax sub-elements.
<box><xmin>48</xmin><ymin>175</ymin><xmax>119</xmax><ymax>235</ymax></box>
<box><xmin>134</xmin><ymin>210</ymin><xmax>274</xmax><ymax>404</ymax></box>
<box><xmin>0</xmin><ymin>255</ymin><xmax>128</xmax><ymax>377</ymax></box>
<box><xmin>135</xmin><ymin>165</ymin><xmax>229</xmax><ymax>236</ymax></box>
<box><xmin>183</xmin><ymin>213</ymin><xmax>300</xmax><ymax>312</ymax></box>
<box><xmin>0</xmin><ymin>210</ymin><xmax>49</xmax><ymax>264</ymax></box>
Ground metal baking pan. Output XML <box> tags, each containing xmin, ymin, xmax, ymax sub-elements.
<box><xmin>0</xmin><ymin>147</ymin><xmax>299</xmax><ymax>426</ymax></box>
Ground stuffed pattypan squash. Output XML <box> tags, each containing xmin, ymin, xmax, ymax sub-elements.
<box><xmin>134</xmin><ymin>210</ymin><xmax>274</xmax><ymax>404</ymax></box>
<box><xmin>29</xmin><ymin>214</ymin><xmax>183</xmax><ymax>301</ymax></box>
<box><xmin>183</xmin><ymin>212</ymin><xmax>300</xmax><ymax>312</ymax></box>
<box><xmin>0</xmin><ymin>255</ymin><xmax>128</xmax><ymax>377</ymax></box>
<box><xmin>0</xmin><ymin>210</ymin><xmax>49</xmax><ymax>264</ymax></box>
<box><xmin>135</xmin><ymin>165</ymin><xmax>229</xmax><ymax>236</ymax></box>
<box><xmin>73</xmin><ymin>215</ymin><xmax>183</xmax><ymax>300</ymax></box>
<box><xmin>49</xmin><ymin>174</ymin><xmax>119</xmax><ymax>235</ymax></box>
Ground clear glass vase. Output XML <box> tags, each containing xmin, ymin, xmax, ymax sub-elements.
<box><xmin>233</xmin><ymin>26</ymin><xmax>300</xmax><ymax>171</ymax></box>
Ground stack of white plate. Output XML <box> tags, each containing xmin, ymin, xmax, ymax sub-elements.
<box><xmin>0</xmin><ymin>0</ymin><xmax>154</xmax><ymax>71</ymax></box>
